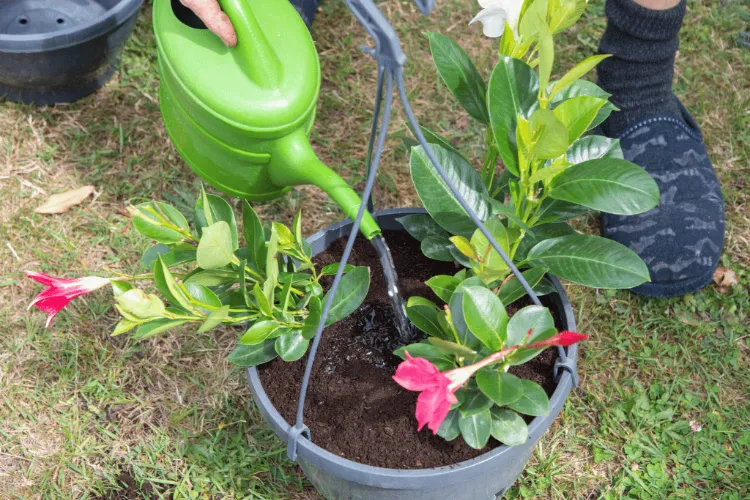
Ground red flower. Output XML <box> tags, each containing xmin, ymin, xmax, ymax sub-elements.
<box><xmin>393</xmin><ymin>353</ymin><xmax>458</xmax><ymax>433</ymax></box>
<box><xmin>26</xmin><ymin>271</ymin><xmax>110</xmax><ymax>327</ymax></box>
<box><xmin>529</xmin><ymin>331</ymin><xmax>588</xmax><ymax>348</ymax></box>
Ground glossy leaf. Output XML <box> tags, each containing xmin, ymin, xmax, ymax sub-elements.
<box><xmin>410</xmin><ymin>144</ymin><xmax>491</xmax><ymax>238</ymax></box>
<box><xmin>534</xmin><ymin>198</ymin><xmax>589</xmax><ymax>223</ymax></box>
<box><xmin>448</xmin><ymin>277</ymin><xmax>485</xmax><ymax>347</ymax></box>
<box><xmin>529</xmin><ymin>109</ymin><xmax>569</xmax><ymax>159</ymax></box>
<box><xmin>488</xmin><ymin>57</ymin><xmax>540</xmax><ymax>176</ymax></box>
<box><xmin>462</xmin><ymin>286</ymin><xmax>508</xmax><ymax>351</ymax></box>
<box><xmin>324</xmin><ymin>266</ymin><xmax>370</xmax><ymax>325</ymax></box>
<box><xmin>197</xmin><ymin>222</ymin><xmax>234</xmax><ymax>269</ymax></box>
<box><xmin>450</xmin><ymin>236</ymin><xmax>477</xmax><ymax>260</ymax></box>
<box><xmin>515</xmin><ymin>222</ymin><xmax>576</xmax><ymax>261</ymax></box>
<box><xmin>426</xmin><ymin>275</ymin><xmax>461</xmax><ymax>303</ymax></box>
<box><xmin>263</xmin><ymin>229</ymin><xmax>279</xmax><ymax>306</ymax></box>
<box><xmin>396</xmin><ymin>213</ymin><xmax>447</xmax><ymax>242</ymax></box>
<box><xmin>549</xmin><ymin>78</ymin><xmax>618</xmax><ymax>130</ymax></box>
<box><xmin>275</xmin><ymin>330</ymin><xmax>309</xmax><ymax>362</ymax></box>
<box><xmin>185</xmin><ymin>269</ymin><xmax>236</xmax><ymax>286</ymax></box>
<box><xmin>115</xmin><ymin>289</ymin><xmax>166</xmax><ymax>320</ymax></box>
<box><xmin>133</xmin><ymin>318</ymin><xmax>188</xmax><ymax>341</ymax></box>
<box><xmin>437</xmin><ymin>409</ymin><xmax>461</xmax><ymax>441</ymax></box>
<box><xmin>242</xmin><ymin>201</ymin><xmax>266</xmax><ymax>272</ymax></box>
<box><xmin>550</xmin><ymin>54</ymin><xmax>611</xmax><ymax>98</ymax></box>
<box><xmin>227</xmin><ymin>340</ymin><xmax>278</xmax><ymax>367</ymax></box>
<box><xmin>131</xmin><ymin>202</ymin><xmax>189</xmax><ymax>244</ymax></box>
<box><xmin>459</xmin><ymin>389</ymin><xmax>495</xmax><ymax>416</ymax></box>
<box><xmin>477</xmin><ymin>370</ymin><xmax>523</xmax><ymax>406</ymax></box>
<box><xmin>553</xmin><ymin>96</ymin><xmax>608</xmax><ymax>143</ymax></box>
<box><xmin>427</xmin><ymin>32</ymin><xmax>489</xmax><ymax>123</ymax></box>
<box><xmin>239</xmin><ymin>320</ymin><xmax>282</xmax><ymax>345</ymax></box>
<box><xmin>140</xmin><ymin>243</ymin><xmax>196</xmax><ymax>269</ymax></box>
<box><xmin>526</xmin><ymin>234</ymin><xmax>650</xmax><ymax>288</ymax></box>
<box><xmin>198</xmin><ymin>305</ymin><xmax>230</xmax><ymax>333</ymax></box>
<box><xmin>184</xmin><ymin>282</ymin><xmax>222</xmax><ymax>312</ymax></box>
<box><xmin>426</xmin><ymin>337</ymin><xmax>477</xmax><ymax>359</ymax></box>
<box><xmin>302</xmin><ymin>296</ymin><xmax>322</xmax><ymax>339</ymax></box>
<box><xmin>405</xmin><ymin>296</ymin><xmax>447</xmax><ymax>339</ymax></box>
<box><xmin>394</xmin><ymin>342</ymin><xmax>453</xmax><ymax>366</ymax></box>
<box><xmin>547</xmin><ymin>0</ymin><xmax>587</xmax><ymax>33</ymax></box>
<box><xmin>490</xmin><ymin>408</ymin><xmax>528</xmax><ymax>445</ymax></box>
<box><xmin>154</xmin><ymin>258</ymin><xmax>192</xmax><ymax>310</ymax></box>
<box><xmin>413</xmin><ymin>124</ymin><xmax>465</xmax><ymax>160</ymax></box>
<box><xmin>421</xmin><ymin>234</ymin><xmax>455</xmax><ymax>262</ymax></box>
<box><xmin>195</xmin><ymin>190</ymin><xmax>238</xmax><ymax>250</ymax></box>
<box><xmin>506</xmin><ymin>305</ymin><xmax>555</xmax><ymax>347</ymax></box>
<box><xmin>537</xmin><ymin>22</ymin><xmax>554</xmax><ymax>92</ymax></box>
<box><xmin>498</xmin><ymin>267</ymin><xmax>548</xmax><ymax>305</ymax></box>
<box><xmin>253</xmin><ymin>282</ymin><xmax>272</xmax><ymax>317</ymax></box>
<box><xmin>549</xmin><ymin>158</ymin><xmax>660</xmax><ymax>215</ymax></box>
<box><xmin>459</xmin><ymin>410</ymin><xmax>492</xmax><ymax>449</ymax></box>
<box><xmin>566</xmin><ymin>135</ymin><xmax>623</xmax><ymax>165</ymax></box>
<box><xmin>506</xmin><ymin>380</ymin><xmax>550</xmax><ymax>416</ymax></box>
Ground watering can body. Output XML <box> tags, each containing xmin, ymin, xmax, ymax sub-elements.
<box><xmin>154</xmin><ymin>0</ymin><xmax>380</xmax><ymax>238</ymax></box>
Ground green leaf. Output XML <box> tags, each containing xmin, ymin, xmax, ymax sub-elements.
<box><xmin>550</xmin><ymin>54</ymin><xmax>611</xmax><ymax>99</ymax></box>
<box><xmin>194</xmin><ymin>190</ymin><xmax>238</xmax><ymax>250</ymax></box>
<box><xmin>437</xmin><ymin>410</ymin><xmax>461</xmax><ymax>441</ymax></box>
<box><xmin>133</xmin><ymin>319</ymin><xmax>188</xmax><ymax>341</ymax></box>
<box><xmin>426</xmin><ymin>275</ymin><xmax>461</xmax><ymax>303</ymax></box>
<box><xmin>506</xmin><ymin>380</ymin><xmax>550</xmax><ymax>416</ymax></box>
<box><xmin>547</xmin><ymin>0</ymin><xmax>587</xmax><ymax>33</ymax></box>
<box><xmin>490</xmin><ymin>408</ymin><xmax>528</xmax><ymax>445</ymax></box>
<box><xmin>460</xmin><ymin>389</ymin><xmax>495</xmax><ymax>416</ymax></box>
<box><xmin>239</xmin><ymin>320</ymin><xmax>283</xmax><ymax>345</ymax></box>
<box><xmin>396</xmin><ymin>213</ymin><xmax>448</xmax><ymax>242</ymax></box>
<box><xmin>529</xmin><ymin>109</ymin><xmax>569</xmax><ymax>160</ymax></box>
<box><xmin>112</xmin><ymin>319</ymin><xmax>138</xmax><ymax>336</ymax></box>
<box><xmin>426</xmin><ymin>32</ymin><xmax>489</xmax><ymax>123</ymax></box>
<box><xmin>184</xmin><ymin>282</ymin><xmax>222</xmax><ymax>312</ymax></box>
<box><xmin>421</xmin><ymin>234</ymin><xmax>455</xmax><ymax>262</ymax></box>
<box><xmin>515</xmin><ymin>222</ymin><xmax>576</xmax><ymax>261</ymax></box>
<box><xmin>426</xmin><ymin>338</ymin><xmax>477</xmax><ymax>359</ymax></box>
<box><xmin>449</xmin><ymin>277</ymin><xmax>485</xmax><ymax>347</ymax></box>
<box><xmin>263</xmin><ymin>228</ymin><xmax>279</xmax><ymax>305</ymax></box>
<box><xmin>253</xmin><ymin>282</ymin><xmax>272</xmax><ymax>317</ymax></box>
<box><xmin>154</xmin><ymin>258</ymin><xmax>192</xmax><ymax>310</ymax></box>
<box><xmin>469</xmin><ymin>218</ymin><xmax>511</xmax><ymax>282</ymax></box>
<box><xmin>272</xmin><ymin>222</ymin><xmax>295</xmax><ymax>248</ymax></box>
<box><xmin>293</xmin><ymin>210</ymin><xmax>304</xmax><ymax>248</ymax></box>
<box><xmin>115</xmin><ymin>289</ymin><xmax>166</xmax><ymax>319</ymax></box>
<box><xmin>320</xmin><ymin>263</ymin><xmax>356</xmax><ymax>276</ymax></box>
<box><xmin>410</xmin><ymin>144</ymin><xmax>491</xmax><ymax>238</ymax></box>
<box><xmin>131</xmin><ymin>202</ymin><xmax>189</xmax><ymax>244</ymax></box>
<box><xmin>526</xmin><ymin>234</ymin><xmax>650</xmax><ymax>288</ymax></box>
<box><xmin>459</xmin><ymin>410</ymin><xmax>492</xmax><ymax>449</ymax></box>
<box><xmin>110</xmin><ymin>280</ymin><xmax>133</xmax><ymax>297</ymax></box>
<box><xmin>498</xmin><ymin>267</ymin><xmax>548</xmax><ymax>305</ymax></box>
<box><xmin>549</xmin><ymin>158</ymin><xmax>660</xmax><ymax>215</ymax></box>
<box><xmin>553</xmin><ymin>96</ymin><xmax>608</xmax><ymax>143</ymax></box>
<box><xmin>198</xmin><ymin>305</ymin><xmax>230</xmax><ymax>333</ymax></box>
<box><xmin>537</xmin><ymin>22</ymin><xmax>554</xmax><ymax>93</ymax></box>
<box><xmin>227</xmin><ymin>340</ymin><xmax>278</xmax><ymax>367</ymax></box>
<box><xmin>518</xmin><ymin>0</ymin><xmax>549</xmax><ymax>39</ymax></box>
<box><xmin>566</xmin><ymin>136</ymin><xmax>623</xmax><ymax>165</ymax></box>
<box><xmin>242</xmin><ymin>201</ymin><xmax>266</xmax><ymax>272</ymax></box>
<box><xmin>405</xmin><ymin>296</ymin><xmax>447</xmax><ymax>339</ymax></box>
<box><xmin>477</xmin><ymin>370</ymin><xmax>524</xmax><ymax>406</ymax></box>
<box><xmin>411</xmin><ymin>124</ymin><xmax>465</xmax><ymax>160</ymax></box>
<box><xmin>450</xmin><ymin>236</ymin><xmax>477</xmax><ymax>260</ymax></box>
<box><xmin>185</xmin><ymin>269</ymin><xmax>236</xmax><ymax>286</ymax></box>
<box><xmin>534</xmin><ymin>198</ymin><xmax>589</xmax><ymax>223</ymax></box>
<box><xmin>324</xmin><ymin>266</ymin><xmax>370</xmax><ymax>325</ymax></box>
<box><xmin>394</xmin><ymin>342</ymin><xmax>453</xmax><ymax>365</ymax></box>
<box><xmin>488</xmin><ymin>57</ymin><xmax>540</xmax><ymax>176</ymax></box>
<box><xmin>197</xmin><ymin>222</ymin><xmax>234</xmax><ymax>269</ymax></box>
<box><xmin>302</xmin><ymin>296</ymin><xmax>322</xmax><ymax>339</ymax></box>
<box><xmin>462</xmin><ymin>286</ymin><xmax>508</xmax><ymax>351</ymax></box>
<box><xmin>506</xmin><ymin>305</ymin><xmax>555</xmax><ymax>347</ymax></box>
<box><xmin>275</xmin><ymin>330</ymin><xmax>309</xmax><ymax>362</ymax></box>
<box><xmin>549</xmin><ymin>79</ymin><xmax>617</xmax><ymax>130</ymax></box>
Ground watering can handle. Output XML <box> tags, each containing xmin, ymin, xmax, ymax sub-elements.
<box><xmin>218</xmin><ymin>0</ymin><xmax>282</xmax><ymax>88</ymax></box>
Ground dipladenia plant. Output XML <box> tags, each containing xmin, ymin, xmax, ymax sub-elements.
<box><xmin>26</xmin><ymin>188</ymin><xmax>370</xmax><ymax>367</ymax></box>
<box><xmin>400</xmin><ymin>0</ymin><xmax>660</xmax><ymax>299</ymax></box>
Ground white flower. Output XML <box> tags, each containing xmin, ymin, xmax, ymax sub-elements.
<box><xmin>470</xmin><ymin>0</ymin><xmax>525</xmax><ymax>38</ymax></box>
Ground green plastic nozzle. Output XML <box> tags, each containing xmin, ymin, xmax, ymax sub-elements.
<box><xmin>153</xmin><ymin>0</ymin><xmax>380</xmax><ymax>239</ymax></box>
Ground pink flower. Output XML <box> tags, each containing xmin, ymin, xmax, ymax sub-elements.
<box><xmin>393</xmin><ymin>353</ymin><xmax>458</xmax><ymax>433</ymax></box>
<box><xmin>26</xmin><ymin>271</ymin><xmax>110</xmax><ymax>327</ymax></box>
<box><xmin>529</xmin><ymin>331</ymin><xmax>588</xmax><ymax>348</ymax></box>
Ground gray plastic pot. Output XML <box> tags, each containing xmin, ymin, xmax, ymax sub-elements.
<box><xmin>247</xmin><ymin>208</ymin><xmax>578</xmax><ymax>500</ymax></box>
<box><xmin>0</xmin><ymin>0</ymin><xmax>143</xmax><ymax>104</ymax></box>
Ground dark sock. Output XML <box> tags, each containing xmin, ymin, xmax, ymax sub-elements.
<box><xmin>597</xmin><ymin>0</ymin><xmax>686</xmax><ymax>136</ymax></box>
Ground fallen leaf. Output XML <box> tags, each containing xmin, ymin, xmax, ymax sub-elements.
<box><xmin>712</xmin><ymin>267</ymin><xmax>738</xmax><ymax>294</ymax></box>
<box><xmin>35</xmin><ymin>186</ymin><xmax>95</xmax><ymax>214</ymax></box>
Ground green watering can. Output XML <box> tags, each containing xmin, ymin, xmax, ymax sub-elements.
<box><xmin>153</xmin><ymin>0</ymin><xmax>381</xmax><ymax>239</ymax></box>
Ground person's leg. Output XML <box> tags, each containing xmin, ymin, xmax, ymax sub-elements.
<box><xmin>597</xmin><ymin>0</ymin><xmax>725</xmax><ymax>298</ymax></box>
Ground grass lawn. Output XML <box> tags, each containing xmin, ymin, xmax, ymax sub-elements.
<box><xmin>1</xmin><ymin>0</ymin><xmax>748</xmax><ymax>498</ymax></box>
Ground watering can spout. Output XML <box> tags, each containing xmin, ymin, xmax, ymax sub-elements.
<box><xmin>268</xmin><ymin>130</ymin><xmax>381</xmax><ymax>240</ymax></box>
<box><xmin>220</xmin><ymin>0</ymin><xmax>281</xmax><ymax>88</ymax></box>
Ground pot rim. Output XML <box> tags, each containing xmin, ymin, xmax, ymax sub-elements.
<box><xmin>247</xmin><ymin>207</ymin><xmax>578</xmax><ymax>487</ymax></box>
<box><xmin>0</xmin><ymin>0</ymin><xmax>144</xmax><ymax>53</ymax></box>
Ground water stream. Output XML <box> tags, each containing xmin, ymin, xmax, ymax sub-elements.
<box><xmin>370</xmin><ymin>235</ymin><xmax>416</xmax><ymax>345</ymax></box>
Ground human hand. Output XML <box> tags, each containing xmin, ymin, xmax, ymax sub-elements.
<box><xmin>180</xmin><ymin>0</ymin><xmax>237</xmax><ymax>47</ymax></box>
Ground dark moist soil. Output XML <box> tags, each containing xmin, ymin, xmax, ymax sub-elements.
<box><xmin>259</xmin><ymin>229</ymin><xmax>562</xmax><ymax>469</ymax></box>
